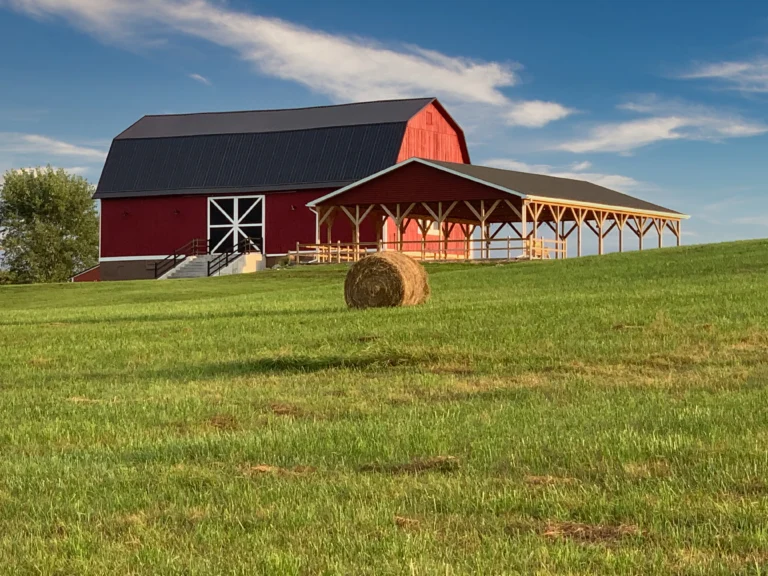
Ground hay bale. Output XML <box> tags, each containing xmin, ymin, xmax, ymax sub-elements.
<box><xmin>344</xmin><ymin>252</ymin><xmax>430</xmax><ymax>309</ymax></box>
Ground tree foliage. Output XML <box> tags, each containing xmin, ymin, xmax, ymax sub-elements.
<box><xmin>0</xmin><ymin>167</ymin><xmax>98</xmax><ymax>284</ymax></box>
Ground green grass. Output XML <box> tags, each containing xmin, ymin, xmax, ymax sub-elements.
<box><xmin>2</xmin><ymin>240</ymin><xmax>768</xmax><ymax>575</ymax></box>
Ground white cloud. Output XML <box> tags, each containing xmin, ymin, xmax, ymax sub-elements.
<box><xmin>505</xmin><ymin>100</ymin><xmax>575</xmax><ymax>127</ymax></box>
<box><xmin>188</xmin><ymin>72</ymin><xmax>211</xmax><ymax>86</ymax></box>
<box><xmin>555</xmin><ymin>96</ymin><xmax>767</xmax><ymax>154</ymax></box>
<box><xmin>4</xmin><ymin>0</ymin><xmax>571</xmax><ymax>127</ymax></box>
<box><xmin>570</xmin><ymin>161</ymin><xmax>591</xmax><ymax>171</ymax></box>
<box><xmin>557</xmin><ymin>117</ymin><xmax>685</xmax><ymax>154</ymax></box>
<box><xmin>484</xmin><ymin>158</ymin><xmax>641</xmax><ymax>191</ymax></box>
<box><xmin>0</xmin><ymin>133</ymin><xmax>107</xmax><ymax>160</ymax></box>
<box><xmin>681</xmin><ymin>58</ymin><xmax>768</xmax><ymax>93</ymax></box>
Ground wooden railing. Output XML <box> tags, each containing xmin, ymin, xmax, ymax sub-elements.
<box><xmin>289</xmin><ymin>236</ymin><xmax>566</xmax><ymax>265</ymax></box>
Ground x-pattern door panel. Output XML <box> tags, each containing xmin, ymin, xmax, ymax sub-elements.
<box><xmin>208</xmin><ymin>196</ymin><xmax>264</xmax><ymax>254</ymax></box>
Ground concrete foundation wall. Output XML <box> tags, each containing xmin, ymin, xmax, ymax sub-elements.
<box><xmin>100</xmin><ymin>259</ymin><xmax>161</xmax><ymax>281</ymax></box>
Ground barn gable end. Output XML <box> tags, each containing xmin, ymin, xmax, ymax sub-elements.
<box><xmin>397</xmin><ymin>101</ymin><xmax>469</xmax><ymax>164</ymax></box>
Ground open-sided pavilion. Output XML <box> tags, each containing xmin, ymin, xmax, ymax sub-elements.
<box><xmin>301</xmin><ymin>158</ymin><xmax>687</xmax><ymax>263</ymax></box>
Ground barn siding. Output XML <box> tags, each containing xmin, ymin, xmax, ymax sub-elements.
<box><xmin>101</xmin><ymin>196</ymin><xmax>207</xmax><ymax>258</ymax></box>
<box><xmin>100</xmin><ymin>189</ymin><xmax>376</xmax><ymax>261</ymax></box>
<box><xmin>397</xmin><ymin>102</ymin><xmax>467</xmax><ymax>164</ymax></box>
<box><xmin>321</xmin><ymin>162</ymin><xmax>510</xmax><ymax>206</ymax></box>
<box><xmin>389</xmin><ymin>217</ymin><xmax>465</xmax><ymax>254</ymax></box>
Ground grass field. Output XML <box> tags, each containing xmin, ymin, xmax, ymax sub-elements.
<box><xmin>2</xmin><ymin>241</ymin><xmax>768</xmax><ymax>575</ymax></box>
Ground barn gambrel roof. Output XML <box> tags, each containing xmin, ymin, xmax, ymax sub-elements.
<box><xmin>94</xmin><ymin>98</ymin><xmax>441</xmax><ymax>200</ymax></box>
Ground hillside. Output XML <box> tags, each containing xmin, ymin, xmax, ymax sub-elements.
<box><xmin>1</xmin><ymin>241</ymin><xmax>768</xmax><ymax>574</ymax></box>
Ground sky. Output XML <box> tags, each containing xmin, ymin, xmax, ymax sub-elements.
<box><xmin>1</xmin><ymin>0</ymin><xmax>768</xmax><ymax>246</ymax></box>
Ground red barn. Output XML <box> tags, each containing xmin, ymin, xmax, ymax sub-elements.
<box><xmin>94</xmin><ymin>97</ymin><xmax>468</xmax><ymax>280</ymax></box>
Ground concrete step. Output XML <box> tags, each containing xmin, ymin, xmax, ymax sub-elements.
<box><xmin>163</xmin><ymin>255</ymin><xmax>216</xmax><ymax>280</ymax></box>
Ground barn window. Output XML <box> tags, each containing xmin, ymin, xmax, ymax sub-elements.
<box><xmin>426</xmin><ymin>111</ymin><xmax>434</xmax><ymax>126</ymax></box>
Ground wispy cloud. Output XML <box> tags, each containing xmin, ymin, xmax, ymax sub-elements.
<box><xmin>483</xmin><ymin>158</ymin><xmax>641</xmax><ymax>191</ymax></box>
<box><xmin>3</xmin><ymin>0</ymin><xmax>571</xmax><ymax>127</ymax></box>
<box><xmin>732</xmin><ymin>215</ymin><xmax>768</xmax><ymax>226</ymax></box>
<box><xmin>188</xmin><ymin>72</ymin><xmax>211</xmax><ymax>86</ymax></box>
<box><xmin>555</xmin><ymin>96</ymin><xmax>767</xmax><ymax>154</ymax></box>
<box><xmin>680</xmin><ymin>58</ymin><xmax>768</xmax><ymax>93</ymax></box>
<box><xmin>0</xmin><ymin>133</ymin><xmax>107</xmax><ymax>160</ymax></box>
<box><xmin>505</xmin><ymin>101</ymin><xmax>575</xmax><ymax>127</ymax></box>
<box><xmin>570</xmin><ymin>161</ymin><xmax>592</xmax><ymax>171</ymax></box>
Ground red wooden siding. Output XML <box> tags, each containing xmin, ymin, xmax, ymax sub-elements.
<box><xmin>320</xmin><ymin>162</ymin><xmax>511</xmax><ymax>207</ymax></box>
<box><xmin>397</xmin><ymin>102</ymin><xmax>468</xmax><ymax>164</ymax></box>
<box><xmin>101</xmin><ymin>196</ymin><xmax>207</xmax><ymax>258</ymax></box>
<box><xmin>387</xmin><ymin>217</ymin><xmax>465</xmax><ymax>254</ymax></box>
<box><xmin>101</xmin><ymin>189</ymin><xmax>376</xmax><ymax>260</ymax></box>
<box><xmin>265</xmin><ymin>191</ymin><xmax>326</xmax><ymax>255</ymax></box>
<box><xmin>264</xmin><ymin>189</ymin><xmax>375</xmax><ymax>253</ymax></box>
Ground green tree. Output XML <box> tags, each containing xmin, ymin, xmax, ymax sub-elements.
<box><xmin>0</xmin><ymin>167</ymin><xmax>98</xmax><ymax>284</ymax></box>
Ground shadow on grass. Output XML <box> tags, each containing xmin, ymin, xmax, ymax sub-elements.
<box><xmin>80</xmin><ymin>353</ymin><xmax>426</xmax><ymax>383</ymax></box>
<box><xmin>0</xmin><ymin>305</ymin><xmax>347</xmax><ymax>327</ymax></box>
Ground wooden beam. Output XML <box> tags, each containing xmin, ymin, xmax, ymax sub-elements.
<box><xmin>602</xmin><ymin>221</ymin><xmax>617</xmax><ymax>238</ymax></box>
<box><xmin>561</xmin><ymin>222</ymin><xmax>579</xmax><ymax>240</ymax></box>
<box><xmin>503</xmin><ymin>199</ymin><xmax>523</xmax><ymax>221</ymax></box>
<box><xmin>667</xmin><ymin>220</ymin><xmax>681</xmax><ymax>247</ymax></box>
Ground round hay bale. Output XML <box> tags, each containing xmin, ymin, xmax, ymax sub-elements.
<box><xmin>344</xmin><ymin>252</ymin><xmax>430</xmax><ymax>309</ymax></box>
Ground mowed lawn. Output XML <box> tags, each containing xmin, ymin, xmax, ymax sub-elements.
<box><xmin>2</xmin><ymin>241</ymin><xmax>768</xmax><ymax>575</ymax></box>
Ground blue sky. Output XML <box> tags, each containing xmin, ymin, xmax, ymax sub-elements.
<box><xmin>2</xmin><ymin>0</ymin><xmax>768</xmax><ymax>245</ymax></box>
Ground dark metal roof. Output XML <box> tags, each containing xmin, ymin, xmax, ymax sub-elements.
<box><xmin>116</xmin><ymin>98</ymin><xmax>435</xmax><ymax>139</ymax></box>
<box><xmin>95</xmin><ymin>98</ymin><xmax>438</xmax><ymax>199</ymax></box>
<box><xmin>427</xmin><ymin>159</ymin><xmax>683</xmax><ymax>216</ymax></box>
<box><xmin>95</xmin><ymin>124</ymin><xmax>407</xmax><ymax>199</ymax></box>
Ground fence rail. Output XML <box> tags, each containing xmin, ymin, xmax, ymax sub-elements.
<box><xmin>288</xmin><ymin>237</ymin><xmax>566</xmax><ymax>265</ymax></box>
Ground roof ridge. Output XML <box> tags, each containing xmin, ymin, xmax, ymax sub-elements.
<box><xmin>426</xmin><ymin>159</ymin><xmax>614</xmax><ymax>190</ymax></box>
<box><xmin>116</xmin><ymin>121</ymin><xmax>408</xmax><ymax>141</ymax></box>
<box><xmin>140</xmin><ymin>97</ymin><xmax>436</xmax><ymax>119</ymax></box>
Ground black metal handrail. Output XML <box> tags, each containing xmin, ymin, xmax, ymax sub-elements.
<box><xmin>207</xmin><ymin>237</ymin><xmax>261</xmax><ymax>277</ymax></box>
<box><xmin>154</xmin><ymin>238</ymin><xmax>208</xmax><ymax>279</ymax></box>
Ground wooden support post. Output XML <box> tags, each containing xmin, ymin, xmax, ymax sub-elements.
<box><xmin>550</xmin><ymin>205</ymin><xmax>565</xmax><ymax>259</ymax></box>
<box><xmin>616</xmin><ymin>213</ymin><xmax>628</xmax><ymax>253</ymax></box>
<box><xmin>576</xmin><ymin>209</ymin><xmax>585</xmax><ymax>258</ymax></box>
<box><xmin>396</xmin><ymin>205</ymin><xmax>402</xmax><ymax>250</ymax></box>
<box><xmin>561</xmin><ymin>219</ymin><xmax>566</xmax><ymax>259</ymax></box>
<box><xmin>464</xmin><ymin>199</ymin><xmax>500</xmax><ymax>260</ymax></box>
<box><xmin>585</xmin><ymin>210</ymin><xmax>607</xmax><ymax>255</ymax></box>
<box><xmin>461</xmin><ymin>223</ymin><xmax>473</xmax><ymax>260</ymax></box>
<box><xmin>315</xmin><ymin>208</ymin><xmax>322</xmax><ymax>245</ymax></box>
<box><xmin>597</xmin><ymin>213</ymin><xmax>604</xmax><ymax>256</ymax></box>
<box><xmin>380</xmin><ymin>203</ymin><xmax>415</xmax><ymax>253</ymax></box>
<box><xmin>636</xmin><ymin>216</ymin><xmax>647</xmax><ymax>251</ymax></box>
<box><xmin>657</xmin><ymin>218</ymin><xmax>664</xmax><ymax>249</ymax></box>
<box><xmin>667</xmin><ymin>219</ymin><xmax>681</xmax><ymax>247</ymax></box>
<box><xmin>521</xmin><ymin>200</ymin><xmax>528</xmax><ymax>257</ymax></box>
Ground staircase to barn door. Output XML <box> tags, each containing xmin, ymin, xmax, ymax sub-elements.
<box><xmin>155</xmin><ymin>237</ymin><xmax>264</xmax><ymax>280</ymax></box>
<box><xmin>163</xmin><ymin>255</ymin><xmax>216</xmax><ymax>279</ymax></box>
